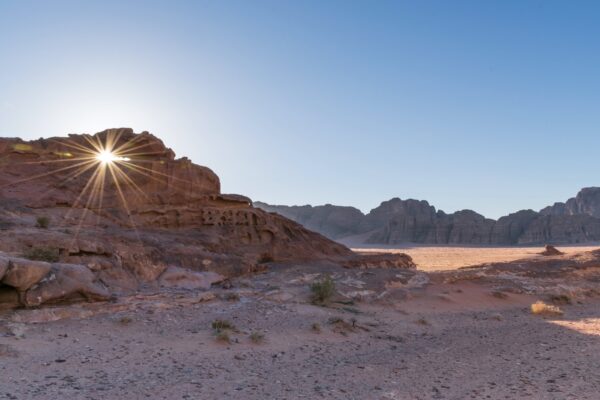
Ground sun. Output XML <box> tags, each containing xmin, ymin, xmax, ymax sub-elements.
<box><xmin>96</xmin><ymin>150</ymin><xmax>130</xmax><ymax>164</ymax></box>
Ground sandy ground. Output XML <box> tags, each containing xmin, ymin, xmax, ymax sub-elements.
<box><xmin>1</xmin><ymin>267</ymin><xmax>600</xmax><ymax>400</ymax></box>
<box><xmin>352</xmin><ymin>245</ymin><xmax>600</xmax><ymax>271</ymax></box>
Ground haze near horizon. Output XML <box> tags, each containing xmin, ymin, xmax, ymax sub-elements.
<box><xmin>1</xmin><ymin>0</ymin><xmax>599</xmax><ymax>218</ymax></box>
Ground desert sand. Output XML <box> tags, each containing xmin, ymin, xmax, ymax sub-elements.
<box><xmin>2</xmin><ymin>253</ymin><xmax>600</xmax><ymax>400</ymax></box>
<box><xmin>353</xmin><ymin>245</ymin><xmax>600</xmax><ymax>271</ymax></box>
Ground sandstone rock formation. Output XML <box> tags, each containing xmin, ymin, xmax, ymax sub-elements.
<box><xmin>540</xmin><ymin>245</ymin><xmax>564</xmax><ymax>256</ymax></box>
<box><xmin>254</xmin><ymin>202</ymin><xmax>364</xmax><ymax>239</ymax></box>
<box><xmin>0</xmin><ymin>128</ymin><xmax>414</xmax><ymax>308</ymax></box>
<box><xmin>541</xmin><ymin>187</ymin><xmax>600</xmax><ymax>218</ymax></box>
<box><xmin>259</xmin><ymin>188</ymin><xmax>600</xmax><ymax>245</ymax></box>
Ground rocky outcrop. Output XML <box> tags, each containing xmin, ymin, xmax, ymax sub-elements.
<box><xmin>0</xmin><ymin>128</ymin><xmax>402</xmax><ymax>308</ymax></box>
<box><xmin>541</xmin><ymin>187</ymin><xmax>600</xmax><ymax>218</ymax></box>
<box><xmin>254</xmin><ymin>202</ymin><xmax>364</xmax><ymax>239</ymax></box>
<box><xmin>541</xmin><ymin>245</ymin><xmax>564</xmax><ymax>256</ymax></box>
<box><xmin>259</xmin><ymin>188</ymin><xmax>600</xmax><ymax>245</ymax></box>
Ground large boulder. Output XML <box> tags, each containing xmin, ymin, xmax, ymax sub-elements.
<box><xmin>2</xmin><ymin>258</ymin><xmax>51</xmax><ymax>291</ymax></box>
<box><xmin>23</xmin><ymin>263</ymin><xmax>111</xmax><ymax>306</ymax></box>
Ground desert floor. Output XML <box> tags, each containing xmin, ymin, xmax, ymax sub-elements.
<box><xmin>2</xmin><ymin>259</ymin><xmax>600</xmax><ymax>400</ymax></box>
<box><xmin>352</xmin><ymin>245</ymin><xmax>600</xmax><ymax>271</ymax></box>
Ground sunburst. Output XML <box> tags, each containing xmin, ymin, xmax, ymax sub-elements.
<box><xmin>0</xmin><ymin>129</ymin><xmax>194</xmax><ymax>243</ymax></box>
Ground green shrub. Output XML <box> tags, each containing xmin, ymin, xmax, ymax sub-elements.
<box><xmin>36</xmin><ymin>216</ymin><xmax>50</xmax><ymax>229</ymax></box>
<box><xmin>310</xmin><ymin>275</ymin><xmax>335</xmax><ymax>304</ymax></box>
<box><xmin>22</xmin><ymin>247</ymin><xmax>59</xmax><ymax>262</ymax></box>
<box><xmin>211</xmin><ymin>319</ymin><xmax>235</xmax><ymax>331</ymax></box>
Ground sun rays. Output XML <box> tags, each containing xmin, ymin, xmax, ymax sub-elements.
<box><xmin>0</xmin><ymin>130</ymin><xmax>196</xmax><ymax>243</ymax></box>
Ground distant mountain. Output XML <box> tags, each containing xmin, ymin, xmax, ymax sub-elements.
<box><xmin>255</xmin><ymin>187</ymin><xmax>600</xmax><ymax>245</ymax></box>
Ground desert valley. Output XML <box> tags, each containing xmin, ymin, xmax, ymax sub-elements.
<box><xmin>3</xmin><ymin>2</ymin><xmax>600</xmax><ymax>398</ymax></box>
<box><xmin>1</xmin><ymin>129</ymin><xmax>600</xmax><ymax>399</ymax></box>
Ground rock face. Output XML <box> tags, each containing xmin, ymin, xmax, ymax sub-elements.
<box><xmin>0</xmin><ymin>128</ymin><xmax>414</xmax><ymax>308</ymax></box>
<box><xmin>258</xmin><ymin>188</ymin><xmax>600</xmax><ymax>245</ymax></box>
<box><xmin>254</xmin><ymin>202</ymin><xmax>364</xmax><ymax>239</ymax></box>
<box><xmin>541</xmin><ymin>187</ymin><xmax>600</xmax><ymax>218</ymax></box>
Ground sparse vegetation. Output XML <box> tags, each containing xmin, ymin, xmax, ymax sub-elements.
<box><xmin>311</xmin><ymin>323</ymin><xmax>321</xmax><ymax>333</ymax></box>
<box><xmin>35</xmin><ymin>216</ymin><xmax>50</xmax><ymax>229</ymax></box>
<box><xmin>549</xmin><ymin>294</ymin><xmax>572</xmax><ymax>305</ymax></box>
<box><xmin>257</xmin><ymin>253</ymin><xmax>274</xmax><ymax>263</ymax></box>
<box><xmin>328</xmin><ymin>317</ymin><xmax>356</xmax><ymax>336</ymax></box>
<box><xmin>215</xmin><ymin>330</ymin><xmax>231</xmax><ymax>344</ymax></box>
<box><xmin>249</xmin><ymin>331</ymin><xmax>265</xmax><ymax>344</ymax></box>
<box><xmin>491</xmin><ymin>290</ymin><xmax>508</xmax><ymax>299</ymax></box>
<box><xmin>22</xmin><ymin>247</ymin><xmax>59</xmax><ymax>262</ymax></box>
<box><xmin>211</xmin><ymin>319</ymin><xmax>236</xmax><ymax>331</ymax></box>
<box><xmin>117</xmin><ymin>316</ymin><xmax>133</xmax><ymax>325</ymax></box>
<box><xmin>531</xmin><ymin>301</ymin><xmax>563</xmax><ymax>316</ymax></box>
<box><xmin>416</xmin><ymin>317</ymin><xmax>430</xmax><ymax>326</ymax></box>
<box><xmin>224</xmin><ymin>292</ymin><xmax>240</xmax><ymax>302</ymax></box>
<box><xmin>310</xmin><ymin>275</ymin><xmax>335</xmax><ymax>304</ymax></box>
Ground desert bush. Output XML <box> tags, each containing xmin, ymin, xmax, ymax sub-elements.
<box><xmin>215</xmin><ymin>330</ymin><xmax>231</xmax><ymax>344</ymax></box>
<box><xmin>211</xmin><ymin>319</ymin><xmax>235</xmax><ymax>331</ymax></box>
<box><xmin>310</xmin><ymin>275</ymin><xmax>335</xmax><ymax>304</ymax></box>
<box><xmin>36</xmin><ymin>216</ymin><xmax>50</xmax><ymax>229</ymax></box>
<box><xmin>117</xmin><ymin>316</ymin><xmax>133</xmax><ymax>325</ymax></box>
<box><xmin>549</xmin><ymin>294</ymin><xmax>572</xmax><ymax>305</ymax></box>
<box><xmin>491</xmin><ymin>290</ymin><xmax>508</xmax><ymax>299</ymax></box>
<box><xmin>224</xmin><ymin>292</ymin><xmax>240</xmax><ymax>302</ymax></box>
<box><xmin>258</xmin><ymin>253</ymin><xmax>274</xmax><ymax>263</ymax></box>
<box><xmin>22</xmin><ymin>247</ymin><xmax>59</xmax><ymax>262</ymax></box>
<box><xmin>249</xmin><ymin>331</ymin><xmax>265</xmax><ymax>344</ymax></box>
<box><xmin>531</xmin><ymin>301</ymin><xmax>563</xmax><ymax>316</ymax></box>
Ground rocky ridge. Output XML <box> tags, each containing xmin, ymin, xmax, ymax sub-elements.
<box><xmin>0</xmin><ymin>128</ymin><xmax>414</xmax><ymax>308</ymax></box>
<box><xmin>256</xmin><ymin>188</ymin><xmax>600</xmax><ymax>245</ymax></box>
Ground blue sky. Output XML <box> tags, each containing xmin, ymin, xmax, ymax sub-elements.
<box><xmin>1</xmin><ymin>0</ymin><xmax>599</xmax><ymax>218</ymax></box>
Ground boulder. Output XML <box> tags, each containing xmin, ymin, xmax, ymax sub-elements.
<box><xmin>0</xmin><ymin>255</ymin><xmax>9</xmax><ymax>279</ymax></box>
<box><xmin>23</xmin><ymin>263</ymin><xmax>111</xmax><ymax>306</ymax></box>
<box><xmin>2</xmin><ymin>258</ymin><xmax>51</xmax><ymax>291</ymax></box>
<box><xmin>540</xmin><ymin>245</ymin><xmax>564</xmax><ymax>256</ymax></box>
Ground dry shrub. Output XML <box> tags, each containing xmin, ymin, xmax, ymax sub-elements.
<box><xmin>249</xmin><ymin>331</ymin><xmax>265</xmax><ymax>344</ymax></box>
<box><xmin>215</xmin><ymin>330</ymin><xmax>231</xmax><ymax>344</ymax></box>
<box><xmin>549</xmin><ymin>294</ymin><xmax>571</xmax><ymax>305</ymax></box>
<box><xmin>22</xmin><ymin>247</ymin><xmax>59</xmax><ymax>262</ymax></box>
<box><xmin>310</xmin><ymin>275</ymin><xmax>335</xmax><ymax>304</ymax></box>
<box><xmin>211</xmin><ymin>319</ymin><xmax>235</xmax><ymax>331</ymax></box>
<box><xmin>36</xmin><ymin>216</ymin><xmax>50</xmax><ymax>229</ymax></box>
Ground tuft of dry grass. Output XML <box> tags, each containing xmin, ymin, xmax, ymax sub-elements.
<box><xmin>215</xmin><ymin>330</ymin><xmax>231</xmax><ymax>344</ymax></box>
<box><xmin>531</xmin><ymin>301</ymin><xmax>563</xmax><ymax>316</ymax></box>
<box><xmin>224</xmin><ymin>292</ymin><xmax>240</xmax><ymax>302</ymax></box>
<box><xmin>22</xmin><ymin>247</ymin><xmax>59</xmax><ymax>262</ymax></box>
<box><xmin>117</xmin><ymin>316</ymin><xmax>133</xmax><ymax>325</ymax></box>
<box><xmin>249</xmin><ymin>331</ymin><xmax>265</xmax><ymax>344</ymax></box>
<box><xmin>311</xmin><ymin>323</ymin><xmax>321</xmax><ymax>333</ymax></box>
<box><xmin>491</xmin><ymin>290</ymin><xmax>508</xmax><ymax>299</ymax></box>
<box><xmin>415</xmin><ymin>317</ymin><xmax>429</xmax><ymax>326</ymax></box>
<box><xmin>549</xmin><ymin>294</ymin><xmax>572</xmax><ymax>305</ymax></box>
<box><xmin>36</xmin><ymin>216</ymin><xmax>50</xmax><ymax>229</ymax></box>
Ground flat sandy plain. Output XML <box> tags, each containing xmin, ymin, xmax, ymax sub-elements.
<box><xmin>353</xmin><ymin>245</ymin><xmax>600</xmax><ymax>271</ymax></box>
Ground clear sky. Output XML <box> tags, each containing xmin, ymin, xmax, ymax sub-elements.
<box><xmin>1</xmin><ymin>0</ymin><xmax>599</xmax><ymax>219</ymax></box>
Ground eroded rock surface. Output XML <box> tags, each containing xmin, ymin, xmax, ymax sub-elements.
<box><xmin>0</xmin><ymin>128</ymin><xmax>410</xmax><ymax>308</ymax></box>
<box><xmin>259</xmin><ymin>189</ymin><xmax>600</xmax><ymax>245</ymax></box>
